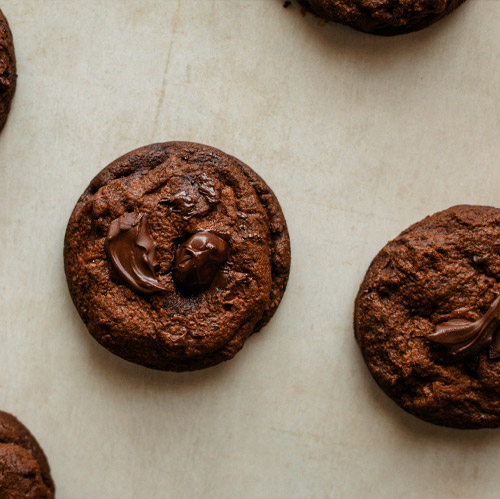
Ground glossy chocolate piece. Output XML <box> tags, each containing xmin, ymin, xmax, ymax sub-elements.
<box><xmin>161</xmin><ymin>173</ymin><xmax>218</xmax><ymax>220</ymax></box>
<box><xmin>174</xmin><ymin>232</ymin><xmax>228</xmax><ymax>293</ymax></box>
<box><xmin>105</xmin><ymin>212</ymin><xmax>166</xmax><ymax>294</ymax></box>
<box><xmin>426</xmin><ymin>295</ymin><xmax>500</xmax><ymax>361</ymax></box>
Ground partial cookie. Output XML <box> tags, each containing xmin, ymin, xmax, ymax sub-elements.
<box><xmin>355</xmin><ymin>205</ymin><xmax>500</xmax><ymax>428</ymax></box>
<box><xmin>0</xmin><ymin>411</ymin><xmax>55</xmax><ymax>498</ymax></box>
<box><xmin>236</xmin><ymin>160</ymin><xmax>291</xmax><ymax>332</ymax></box>
<box><xmin>297</xmin><ymin>0</ymin><xmax>466</xmax><ymax>36</ymax></box>
<box><xmin>64</xmin><ymin>142</ymin><xmax>290</xmax><ymax>371</ymax></box>
<box><xmin>0</xmin><ymin>10</ymin><xmax>16</xmax><ymax>131</ymax></box>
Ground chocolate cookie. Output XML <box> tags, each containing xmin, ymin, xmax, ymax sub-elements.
<box><xmin>235</xmin><ymin>161</ymin><xmax>290</xmax><ymax>332</ymax></box>
<box><xmin>355</xmin><ymin>205</ymin><xmax>500</xmax><ymax>428</ymax></box>
<box><xmin>0</xmin><ymin>411</ymin><xmax>55</xmax><ymax>498</ymax></box>
<box><xmin>64</xmin><ymin>142</ymin><xmax>290</xmax><ymax>371</ymax></box>
<box><xmin>297</xmin><ymin>0</ymin><xmax>466</xmax><ymax>36</ymax></box>
<box><xmin>0</xmin><ymin>10</ymin><xmax>16</xmax><ymax>132</ymax></box>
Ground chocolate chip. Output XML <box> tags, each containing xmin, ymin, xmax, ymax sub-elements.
<box><xmin>174</xmin><ymin>232</ymin><xmax>229</xmax><ymax>293</ymax></box>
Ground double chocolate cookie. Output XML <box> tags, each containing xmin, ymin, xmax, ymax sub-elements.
<box><xmin>0</xmin><ymin>411</ymin><xmax>55</xmax><ymax>498</ymax></box>
<box><xmin>64</xmin><ymin>142</ymin><xmax>290</xmax><ymax>371</ymax></box>
<box><xmin>355</xmin><ymin>205</ymin><xmax>500</xmax><ymax>428</ymax></box>
<box><xmin>297</xmin><ymin>0</ymin><xmax>467</xmax><ymax>36</ymax></box>
<box><xmin>0</xmin><ymin>9</ymin><xmax>16</xmax><ymax>131</ymax></box>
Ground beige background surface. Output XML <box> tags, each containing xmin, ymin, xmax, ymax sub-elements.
<box><xmin>0</xmin><ymin>0</ymin><xmax>497</xmax><ymax>497</ymax></box>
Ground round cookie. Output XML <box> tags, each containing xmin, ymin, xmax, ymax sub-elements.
<box><xmin>355</xmin><ymin>205</ymin><xmax>500</xmax><ymax>429</ymax></box>
<box><xmin>298</xmin><ymin>0</ymin><xmax>467</xmax><ymax>36</ymax></box>
<box><xmin>0</xmin><ymin>10</ymin><xmax>16</xmax><ymax>131</ymax></box>
<box><xmin>0</xmin><ymin>411</ymin><xmax>55</xmax><ymax>498</ymax></box>
<box><xmin>64</xmin><ymin>142</ymin><xmax>291</xmax><ymax>371</ymax></box>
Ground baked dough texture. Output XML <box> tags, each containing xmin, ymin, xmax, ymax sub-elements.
<box><xmin>355</xmin><ymin>205</ymin><xmax>500</xmax><ymax>428</ymax></box>
<box><xmin>0</xmin><ymin>10</ymin><xmax>16</xmax><ymax>131</ymax></box>
<box><xmin>298</xmin><ymin>0</ymin><xmax>466</xmax><ymax>35</ymax></box>
<box><xmin>64</xmin><ymin>142</ymin><xmax>290</xmax><ymax>371</ymax></box>
<box><xmin>0</xmin><ymin>411</ymin><xmax>54</xmax><ymax>498</ymax></box>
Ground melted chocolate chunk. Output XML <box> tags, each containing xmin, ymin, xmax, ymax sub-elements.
<box><xmin>426</xmin><ymin>295</ymin><xmax>500</xmax><ymax>361</ymax></box>
<box><xmin>105</xmin><ymin>212</ymin><xmax>166</xmax><ymax>294</ymax></box>
<box><xmin>161</xmin><ymin>174</ymin><xmax>218</xmax><ymax>220</ymax></box>
<box><xmin>473</xmin><ymin>254</ymin><xmax>489</xmax><ymax>264</ymax></box>
<box><xmin>174</xmin><ymin>232</ymin><xmax>228</xmax><ymax>293</ymax></box>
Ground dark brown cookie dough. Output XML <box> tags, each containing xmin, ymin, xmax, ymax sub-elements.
<box><xmin>0</xmin><ymin>411</ymin><xmax>55</xmax><ymax>498</ymax></box>
<box><xmin>297</xmin><ymin>0</ymin><xmax>466</xmax><ymax>36</ymax></box>
<box><xmin>64</xmin><ymin>142</ymin><xmax>290</xmax><ymax>371</ymax></box>
<box><xmin>0</xmin><ymin>10</ymin><xmax>16</xmax><ymax>132</ymax></box>
<box><xmin>355</xmin><ymin>205</ymin><xmax>500</xmax><ymax>429</ymax></box>
<box><xmin>236</xmin><ymin>161</ymin><xmax>291</xmax><ymax>332</ymax></box>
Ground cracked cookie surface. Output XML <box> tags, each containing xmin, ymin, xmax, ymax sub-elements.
<box><xmin>0</xmin><ymin>411</ymin><xmax>54</xmax><ymax>498</ymax></box>
<box><xmin>298</xmin><ymin>0</ymin><xmax>466</xmax><ymax>35</ymax></box>
<box><xmin>64</xmin><ymin>142</ymin><xmax>290</xmax><ymax>371</ymax></box>
<box><xmin>355</xmin><ymin>205</ymin><xmax>500</xmax><ymax>428</ymax></box>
